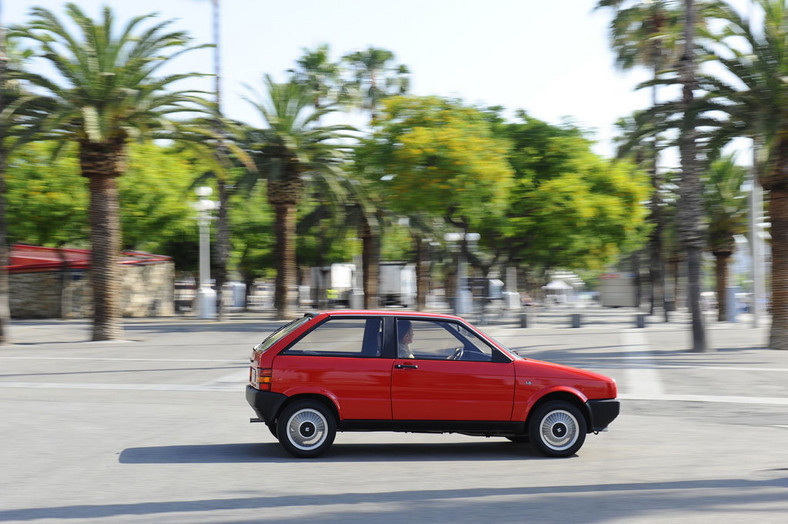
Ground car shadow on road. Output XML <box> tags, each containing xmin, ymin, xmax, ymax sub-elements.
<box><xmin>4</xmin><ymin>475</ymin><xmax>788</xmax><ymax>522</ymax></box>
<box><xmin>118</xmin><ymin>440</ymin><xmax>544</xmax><ymax>464</ymax></box>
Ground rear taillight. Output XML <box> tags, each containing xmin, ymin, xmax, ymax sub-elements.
<box><xmin>255</xmin><ymin>368</ymin><xmax>272</xmax><ymax>390</ymax></box>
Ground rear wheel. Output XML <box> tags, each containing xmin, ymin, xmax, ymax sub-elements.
<box><xmin>528</xmin><ymin>400</ymin><xmax>586</xmax><ymax>457</ymax></box>
<box><xmin>277</xmin><ymin>400</ymin><xmax>336</xmax><ymax>458</ymax></box>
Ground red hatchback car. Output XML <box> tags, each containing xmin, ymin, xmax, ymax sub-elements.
<box><xmin>246</xmin><ymin>311</ymin><xmax>619</xmax><ymax>458</ymax></box>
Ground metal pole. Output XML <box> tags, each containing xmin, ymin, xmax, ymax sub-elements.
<box><xmin>212</xmin><ymin>0</ymin><xmax>221</xmax><ymax>112</ymax></box>
<box><xmin>196</xmin><ymin>189</ymin><xmax>216</xmax><ymax>319</ymax></box>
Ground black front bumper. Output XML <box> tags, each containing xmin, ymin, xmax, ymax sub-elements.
<box><xmin>586</xmin><ymin>399</ymin><xmax>620</xmax><ymax>432</ymax></box>
<box><xmin>246</xmin><ymin>385</ymin><xmax>287</xmax><ymax>424</ymax></box>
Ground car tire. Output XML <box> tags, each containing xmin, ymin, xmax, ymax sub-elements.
<box><xmin>277</xmin><ymin>400</ymin><xmax>336</xmax><ymax>458</ymax></box>
<box><xmin>528</xmin><ymin>400</ymin><xmax>586</xmax><ymax>457</ymax></box>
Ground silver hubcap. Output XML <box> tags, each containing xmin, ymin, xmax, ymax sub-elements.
<box><xmin>287</xmin><ymin>408</ymin><xmax>328</xmax><ymax>451</ymax></box>
<box><xmin>539</xmin><ymin>409</ymin><xmax>579</xmax><ymax>451</ymax></box>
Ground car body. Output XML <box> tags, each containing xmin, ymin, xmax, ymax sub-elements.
<box><xmin>246</xmin><ymin>310</ymin><xmax>619</xmax><ymax>458</ymax></box>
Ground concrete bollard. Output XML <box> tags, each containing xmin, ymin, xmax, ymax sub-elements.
<box><xmin>570</xmin><ymin>313</ymin><xmax>581</xmax><ymax>328</ymax></box>
<box><xmin>520</xmin><ymin>312</ymin><xmax>529</xmax><ymax>328</ymax></box>
<box><xmin>635</xmin><ymin>313</ymin><xmax>646</xmax><ymax>328</ymax></box>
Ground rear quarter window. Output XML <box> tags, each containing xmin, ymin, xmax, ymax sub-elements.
<box><xmin>281</xmin><ymin>318</ymin><xmax>383</xmax><ymax>357</ymax></box>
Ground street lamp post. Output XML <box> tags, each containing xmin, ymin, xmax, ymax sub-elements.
<box><xmin>195</xmin><ymin>187</ymin><xmax>217</xmax><ymax>319</ymax></box>
<box><xmin>444</xmin><ymin>232</ymin><xmax>479</xmax><ymax>316</ymax></box>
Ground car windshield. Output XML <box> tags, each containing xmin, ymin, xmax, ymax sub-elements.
<box><xmin>253</xmin><ymin>315</ymin><xmax>312</xmax><ymax>353</ymax></box>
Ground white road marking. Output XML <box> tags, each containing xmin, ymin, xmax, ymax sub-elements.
<box><xmin>619</xmin><ymin>393</ymin><xmax>788</xmax><ymax>406</ymax></box>
<box><xmin>621</xmin><ymin>330</ymin><xmax>664</xmax><ymax>397</ymax></box>
<box><xmin>200</xmin><ymin>369</ymin><xmax>250</xmax><ymax>389</ymax></box>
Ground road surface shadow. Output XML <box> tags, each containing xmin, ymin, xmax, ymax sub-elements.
<box><xmin>3</xmin><ymin>475</ymin><xmax>788</xmax><ymax>522</ymax></box>
<box><xmin>118</xmin><ymin>440</ymin><xmax>542</xmax><ymax>464</ymax></box>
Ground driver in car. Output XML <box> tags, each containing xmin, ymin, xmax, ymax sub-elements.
<box><xmin>397</xmin><ymin>320</ymin><xmax>415</xmax><ymax>359</ymax></box>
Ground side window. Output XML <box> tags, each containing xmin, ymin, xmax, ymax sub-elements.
<box><xmin>397</xmin><ymin>319</ymin><xmax>493</xmax><ymax>361</ymax></box>
<box><xmin>283</xmin><ymin>318</ymin><xmax>382</xmax><ymax>357</ymax></box>
<box><xmin>445</xmin><ymin>323</ymin><xmax>494</xmax><ymax>361</ymax></box>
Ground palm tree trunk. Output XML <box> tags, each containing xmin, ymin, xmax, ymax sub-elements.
<box><xmin>0</xmin><ymin>14</ymin><xmax>10</xmax><ymax>344</ymax></box>
<box><xmin>769</xmin><ymin>187</ymin><xmax>788</xmax><ymax>349</ymax></box>
<box><xmin>273</xmin><ymin>203</ymin><xmax>297</xmax><ymax>319</ymax></box>
<box><xmin>214</xmin><ymin>179</ymin><xmax>230</xmax><ymax>320</ymax></box>
<box><xmin>79</xmin><ymin>139</ymin><xmax>125</xmax><ymax>341</ymax></box>
<box><xmin>714</xmin><ymin>252</ymin><xmax>729</xmax><ymax>322</ymax></box>
<box><xmin>86</xmin><ymin>173</ymin><xmax>123</xmax><ymax>340</ymax></box>
<box><xmin>678</xmin><ymin>0</ymin><xmax>707</xmax><ymax>352</ymax></box>
<box><xmin>361</xmin><ymin>215</ymin><xmax>379</xmax><ymax>309</ymax></box>
<box><xmin>649</xmin><ymin>72</ymin><xmax>666</xmax><ymax>321</ymax></box>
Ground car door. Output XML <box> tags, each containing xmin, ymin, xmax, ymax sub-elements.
<box><xmin>390</xmin><ymin>318</ymin><xmax>515</xmax><ymax>421</ymax></box>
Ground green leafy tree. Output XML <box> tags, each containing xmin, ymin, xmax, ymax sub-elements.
<box><xmin>119</xmin><ymin>143</ymin><xmax>203</xmax><ymax>253</ymax></box>
<box><xmin>703</xmin><ymin>155</ymin><xmax>748</xmax><ymax>321</ymax></box>
<box><xmin>229</xmin><ymin>180</ymin><xmax>275</xmax><ymax>306</ymax></box>
<box><xmin>358</xmin><ymin>95</ymin><xmax>514</xmax><ymax>296</ymax></box>
<box><xmin>242</xmin><ymin>75</ymin><xmax>355</xmax><ymax>319</ymax></box>
<box><xmin>479</xmin><ymin>111</ymin><xmax>651</xmax><ymax>285</ymax></box>
<box><xmin>15</xmin><ymin>4</ymin><xmax>209</xmax><ymax>340</ymax></box>
<box><xmin>1</xmin><ymin>30</ymin><xmax>44</xmax><ymax>343</ymax></box>
<box><xmin>5</xmin><ymin>142</ymin><xmax>87</xmax><ymax>246</ymax></box>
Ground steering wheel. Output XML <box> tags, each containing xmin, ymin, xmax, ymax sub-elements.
<box><xmin>448</xmin><ymin>346</ymin><xmax>465</xmax><ymax>360</ymax></box>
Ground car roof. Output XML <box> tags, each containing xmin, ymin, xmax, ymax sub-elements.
<box><xmin>318</xmin><ymin>310</ymin><xmax>464</xmax><ymax>321</ymax></box>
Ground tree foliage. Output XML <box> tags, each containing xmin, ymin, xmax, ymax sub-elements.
<box><xmin>359</xmin><ymin>96</ymin><xmax>513</xmax><ymax>228</ymax></box>
<box><xmin>5</xmin><ymin>142</ymin><xmax>87</xmax><ymax>246</ymax></box>
<box><xmin>493</xmin><ymin>112</ymin><xmax>651</xmax><ymax>271</ymax></box>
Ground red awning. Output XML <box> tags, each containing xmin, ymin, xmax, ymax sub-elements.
<box><xmin>5</xmin><ymin>244</ymin><xmax>172</xmax><ymax>273</ymax></box>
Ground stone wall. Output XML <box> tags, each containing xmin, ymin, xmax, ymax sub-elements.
<box><xmin>10</xmin><ymin>262</ymin><xmax>175</xmax><ymax>319</ymax></box>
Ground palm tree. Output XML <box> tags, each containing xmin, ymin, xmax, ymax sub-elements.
<box><xmin>700</xmin><ymin>0</ymin><xmax>787</xmax><ymax>348</ymax></box>
<box><xmin>1</xmin><ymin>2</ymin><xmax>12</xmax><ymax>344</ymax></box>
<box><xmin>342</xmin><ymin>47</ymin><xmax>410</xmax><ymax>122</ymax></box>
<box><xmin>16</xmin><ymin>4</ymin><xmax>209</xmax><ymax>340</ymax></box>
<box><xmin>676</xmin><ymin>0</ymin><xmax>708</xmax><ymax>351</ymax></box>
<box><xmin>0</xmin><ymin>5</ymin><xmax>15</xmax><ymax>344</ymax></box>
<box><xmin>703</xmin><ymin>155</ymin><xmax>748</xmax><ymax>321</ymax></box>
<box><xmin>342</xmin><ymin>47</ymin><xmax>409</xmax><ymax>307</ymax></box>
<box><xmin>597</xmin><ymin>0</ymin><xmax>683</xmax><ymax>320</ymax></box>
<box><xmin>289</xmin><ymin>44</ymin><xmax>345</xmax><ymax>111</ymax></box>
<box><xmin>243</xmin><ymin>75</ymin><xmax>355</xmax><ymax>319</ymax></box>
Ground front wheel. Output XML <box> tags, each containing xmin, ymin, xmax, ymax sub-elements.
<box><xmin>528</xmin><ymin>400</ymin><xmax>586</xmax><ymax>457</ymax></box>
<box><xmin>277</xmin><ymin>400</ymin><xmax>337</xmax><ymax>458</ymax></box>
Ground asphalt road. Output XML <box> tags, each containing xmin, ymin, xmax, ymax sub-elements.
<box><xmin>1</xmin><ymin>309</ymin><xmax>787</xmax><ymax>523</ymax></box>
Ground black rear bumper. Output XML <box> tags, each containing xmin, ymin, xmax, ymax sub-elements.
<box><xmin>586</xmin><ymin>399</ymin><xmax>620</xmax><ymax>432</ymax></box>
<box><xmin>246</xmin><ymin>386</ymin><xmax>287</xmax><ymax>424</ymax></box>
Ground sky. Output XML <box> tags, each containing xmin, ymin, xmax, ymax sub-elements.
<box><xmin>3</xmin><ymin>0</ymin><xmax>665</xmax><ymax>158</ymax></box>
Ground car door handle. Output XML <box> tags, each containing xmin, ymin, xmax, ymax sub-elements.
<box><xmin>395</xmin><ymin>363</ymin><xmax>419</xmax><ymax>370</ymax></box>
